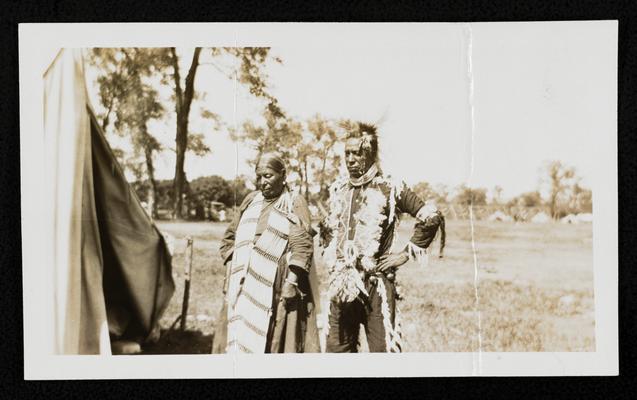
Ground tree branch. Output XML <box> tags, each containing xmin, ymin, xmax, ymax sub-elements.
<box><xmin>182</xmin><ymin>47</ymin><xmax>202</xmax><ymax>117</ymax></box>
<box><xmin>101</xmin><ymin>99</ymin><xmax>114</xmax><ymax>131</ymax></box>
<box><xmin>198</xmin><ymin>61</ymin><xmax>233</xmax><ymax>79</ymax></box>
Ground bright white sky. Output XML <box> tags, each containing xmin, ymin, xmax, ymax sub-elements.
<box><xmin>85</xmin><ymin>22</ymin><xmax>615</xmax><ymax>200</ymax></box>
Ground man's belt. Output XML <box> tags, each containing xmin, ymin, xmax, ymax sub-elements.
<box><xmin>363</xmin><ymin>269</ymin><xmax>397</xmax><ymax>284</ymax></box>
<box><xmin>337</xmin><ymin>251</ymin><xmax>398</xmax><ymax>284</ymax></box>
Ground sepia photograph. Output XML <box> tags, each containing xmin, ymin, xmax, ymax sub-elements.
<box><xmin>20</xmin><ymin>22</ymin><xmax>618</xmax><ymax>378</ymax></box>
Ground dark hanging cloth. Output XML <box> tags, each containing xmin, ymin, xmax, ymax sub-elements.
<box><xmin>87</xmin><ymin>109</ymin><xmax>175</xmax><ymax>345</ymax></box>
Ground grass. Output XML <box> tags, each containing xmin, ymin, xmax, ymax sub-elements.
<box><xmin>147</xmin><ymin>218</ymin><xmax>595</xmax><ymax>353</ymax></box>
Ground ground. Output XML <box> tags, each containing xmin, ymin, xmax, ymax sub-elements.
<box><xmin>141</xmin><ymin>218</ymin><xmax>595</xmax><ymax>354</ymax></box>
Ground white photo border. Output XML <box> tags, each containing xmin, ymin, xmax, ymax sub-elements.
<box><xmin>19</xmin><ymin>22</ymin><xmax>618</xmax><ymax>379</ymax></box>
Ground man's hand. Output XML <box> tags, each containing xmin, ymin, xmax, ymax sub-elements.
<box><xmin>376</xmin><ymin>252</ymin><xmax>410</xmax><ymax>273</ymax></box>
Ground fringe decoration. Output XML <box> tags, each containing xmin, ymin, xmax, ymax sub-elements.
<box><xmin>325</xmin><ymin>172</ymin><xmax>420</xmax><ymax>303</ymax></box>
<box><xmin>321</xmin><ymin>298</ymin><xmax>331</xmax><ymax>352</ymax></box>
<box><xmin>392</xmin><ymin>306</ymin><xmax>403</xmax><ymax>353</ymax></box>
<box><xmin>388</xmin><ymin>183</ymin><xmax>396</xmax><ymax>224</ymax></box>
<box><xmin>322</xmin><ymin>179</ymin><xmax>348</xmax><ymax>267</ymax></box>
<box><xmin>325</xmin><ymin>173</ymin><xmax>405</xmax><ymax>302</ymax></box>
<box><xmin>353</xmin><ymin>188</ymin><xmax>386</xmax><ymax>272</ymax></box>
<box><xmin>376</xmin><ymin>279</ymin><xmax>395</xmax><ymax>352</ymax></box>
<box><xmin>372</xmin><ymin>174</ymin><xmax>403</xmax><ymax>226</ymax></box>
<box><xmin>327</xmin><ymin>260</ymin><xmax>367</xmax><ymax>303</ymax></box>
<box><xmin>406</xmin><ymin>241</ymin><xmax>429</xmax><ymax>268</ymax></box>
<box><xmin>324</xmin><ymin>186</ymin><xmax>386</xmax><ymax>302</ymax></box>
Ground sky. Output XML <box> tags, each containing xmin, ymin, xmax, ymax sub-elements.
<box><xmin>85</xmin><ymin>22</ymin><xmax>616</xmax><ymax>200</ymax></box>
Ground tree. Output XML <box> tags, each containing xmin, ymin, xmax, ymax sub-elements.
<box><xmin>230</xmin><ymin>175</ymin><xmax>252</xmax><ymax>208</ymax></box>
<box><xmin>234</xmin><ymin>112</ymin><xmax>345</xmax><ymax>205</ymax></box>
<box><xmin>453</xmin><ymin>184</ymin><xmax>487</xmax><ymax>207</ymax></box>
<box><xmin>516</xmin><ymin>191</ymin><xmax>543</xmax><ymax>207</ymax></box>
<box><xmin>412</xmin><ymin>181</ymin><xmax>435</xmax><ymax>203</ymax></box>
<box><xmin>161</xmin><ymin>174</ymin><xmax>253</xmax><ymax>220</ymax></box>
<box><xmin>432</xmin><ymin>184</ymin><xmax>450</xmax><ymax>205</ymax></box>
<box><xmin>232</xmin><ymin>106</ymin><xmax>301</xmax><ymax>180</ymax></box>
<box><xmin>307</xmin><ymin>115</ymin><xmax>341</xmax><ymax>203</ymax></box>
<box><xmin>155</xmin><ymin>180</ymin><xmax>176</xmax><ymax>212</ymax></box>
<box><xmin>296</xmin><ymin>139</ymin><xmax>314</xmax><ymax>200</ymax></box>
<box><xmin>413</xmin><ymin>182</ymin><xmax>451</xmax><ymax>206</ymax></box>
<box><xmin>568</xmin><ymin>183</ymin><xmax>592</xmax><ymax>214</ymax></box>
<box><xmin>119</xmin><ymin>90</ymin><xmax>164</xmax><ymax>218</ymax></box>
<box><xmin>189</xmin><ymin>175</ymin><xmax>231</xmax><ymax>203</ymax></box>
<box><xmin>540</xmin><ymin>160</ymin><xmax>577</xmax><ymax>219</ymax></box>
<box><xmin>188</xmin><ymin>175</ymin><xmax>251</xmax><ymax>207</ymax></box>
<box><xmin>168</xmin><ymin>47</ymin><xmax>202</xmax><ymax>219</ymax></box>
<box><xmin>89</xmin><ymin>48</ymin><xmax>167</xmax><ymax>218</ymax></box>
<box><xmin>491</xmin><ymin>185</ymin><xmax>504</xmax><ymax>205</ymax></box>
<box><xmin>168</xmin><ymin>47</ymin><xmax>282</xmax><ymax>219</ymax></box>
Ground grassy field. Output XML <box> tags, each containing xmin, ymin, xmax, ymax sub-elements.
<box><xmin>142</xmin><ymin>218</ymin><xmax>595</xmax><ymax>354</ymax></box>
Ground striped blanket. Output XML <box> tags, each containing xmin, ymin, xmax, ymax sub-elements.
<box><xmin>226</xmin><ymin>191</ymin><xmax>293</xmax><ymax>354</ymax></box>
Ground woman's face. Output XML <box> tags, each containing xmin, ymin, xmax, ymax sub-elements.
<box><xmin>255</xmin><ymin>163</ymin><xmax>285</xmax><ymax>200</ymax></box>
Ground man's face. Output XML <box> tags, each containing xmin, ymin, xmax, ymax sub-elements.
<box><xmin>345</xmin><ymin>137</ymin><xmax>371</xmax><ymax>179</ymax></box>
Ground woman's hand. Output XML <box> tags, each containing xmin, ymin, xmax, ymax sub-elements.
<box><xmin>281</xmin><ymin>281</ymin><xmax>298</xmax><ymax>300</ymax></box>
<box><xmin>281</xmin><ymin>270</ymin><xmax>302</xmax><ymax>310</ymax></box>
<box><xmin>222</xmin><ymin>261</ymin><xmax>232</xmax><ymax>295</ymax></box>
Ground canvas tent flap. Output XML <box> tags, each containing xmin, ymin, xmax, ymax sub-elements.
<box><xmin>80</xmin><ymin>104</ymin><xmax>111</xmax><ymax>354</ymax></box>
<box><xmin>43</xmin><ymin>48</ymin><xmax>174</xmax><ymax>354</ymax></box>
<box><xmin>44</xmin><ymin>48</ymin><xmax>103</xmax><ymax>354</ymax></box>
<box><xmin>89</xmin><ymin>110</ymin><xmax>175</xmax><ymax>341</ymax></box>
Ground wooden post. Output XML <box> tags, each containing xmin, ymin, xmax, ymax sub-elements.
<box><xmin>180</xmin><ymin>236</ymin><xmax>194</xmax><ymax>331</ymax></box>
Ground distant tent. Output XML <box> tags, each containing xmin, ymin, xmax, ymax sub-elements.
<box><xmin>576</xmin><ymin>213</ymin><xmax>593</xmax><ymax>223</ymax></box>
<box><xmin>531</xmin><ymin>212</ymin><xmax>551</xmax><ymax>223</ymax></box>
<box><xmin>43</xmin><ymin>49</ymin><xmax>174</xmax><ymax>355</ymax></box>
<box><xmin>487</xmin><ymin>210</ymin><xmax>512</xmax><ymax>222</ymax></box>
<box><xmin>560</xmin><ymin>214</ymin><xmax>579</xmax><ymax>224</ymax></box>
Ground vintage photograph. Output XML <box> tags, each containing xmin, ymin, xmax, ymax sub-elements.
<box><xmin>21</xmin><ymin>22</ymin><xmax>618</xmax><ymax>377</ymax></box>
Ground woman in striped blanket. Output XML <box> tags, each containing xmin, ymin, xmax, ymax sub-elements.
<box><xmin>212</xmin><ymin>153</ymin><xmax>320</xmax><ymax>354</ymax></box>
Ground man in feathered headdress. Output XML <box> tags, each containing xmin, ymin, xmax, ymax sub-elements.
<box><xmin>319</xmin><ymin>122</ymin><xmax>442</xmax><ymax>352</ymax></box>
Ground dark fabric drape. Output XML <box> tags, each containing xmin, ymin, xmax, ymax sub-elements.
<box><xmin>87</xmin><ymin>109</ymin><xmax>175</xmax><ymax>343</ymax></box>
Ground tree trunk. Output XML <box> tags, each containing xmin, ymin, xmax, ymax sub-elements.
<box><xmin>173</xmin><ymin>118</ymin><xmax>188</xmax><ymax>219</ymax></box>
<box><xmin>297</xmin><ymin>156</ymin><xmax>308</xmax><ymax>201</ymax></box>
<box><xmin>302</xmin><ymin>157</ymin><xmax>309</xmax><ymax>201</ymax></box>
<box><xmin>101</xmin><ymin>100</ymin><xmax>113</xmax><ymax>132</ymax></box>
<box><xmin>143</xmin><ymin>139</ymin><xmax>158</xmax><ymax>220</ymax></box>
<box><xmin>550</xmin><ymin>191</ymin><xmax>558</xmax><ymax>220</ymax></box>
<box><xmin>170</xmin><ymin>47</ymin><xmax>202</xmax><ymax>219</ymax></box>
<box><xmin>318</xmin><ymin>149</ymin><xmax>328</xmax><ymax>201</ymax></box>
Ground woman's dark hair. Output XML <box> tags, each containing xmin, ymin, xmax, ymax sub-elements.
<box><xmin>255</xmin><ymin>151</ymin><xmax>286</xmax><ymax>175</ymax></box>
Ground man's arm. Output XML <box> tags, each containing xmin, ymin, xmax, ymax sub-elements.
<box><xmin>397</xmin><ymin>182</ymin><xmax>442</xmax><ymax>266</ymax></box>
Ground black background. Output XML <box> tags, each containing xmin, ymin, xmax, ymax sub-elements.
<box><xmin>1</xmin><ymin>1</ymin><xmax>635</xmax><ymax>398</ymax></box>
